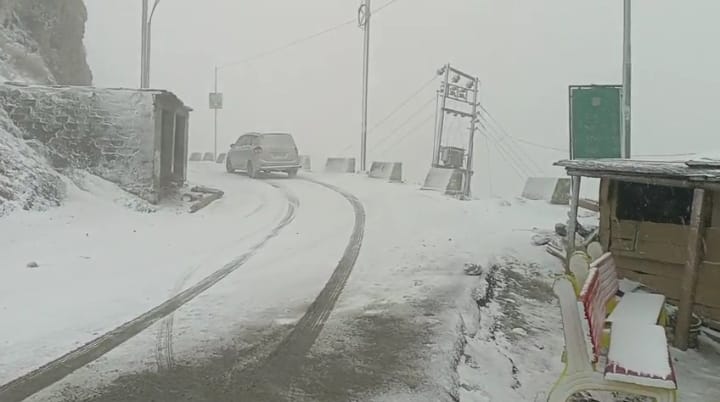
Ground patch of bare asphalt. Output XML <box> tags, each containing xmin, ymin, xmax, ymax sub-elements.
<box><xmin>58</xmin><ymin>322</ymin><xmax>295</xmax><ymax>402</ymax></box>
<box><xmin>288</xmin><ymin>302</ymin><xmax>456</xmax><ymax>402</ymax></box>
<box><xmin>66</xmin><ymin>301</ymin><xmax>456</xmax><ymax>402</ymax></box>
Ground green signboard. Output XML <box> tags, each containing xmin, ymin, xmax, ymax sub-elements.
<box><xmin>569</xmin><ymin>85</ymin><xmax>623</xmax><ymax>159</ymax></box>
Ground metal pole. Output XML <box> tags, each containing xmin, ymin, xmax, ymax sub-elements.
<box><xmin>464</xmin><ymin>78</ymin><xmax>479</xmax><ymax>198</ymax></box>
<box><xmin>214</xmin><ymin>66</ymin><xmax>219</xmax><ymax>159</ymax></box>
<box><xmin>433</xmin><ymin>64</ymin><xmax>450</xmax><ymax>166</ymax></box>
<box><xmin>146</xmin><ymin>0</ymin><xmax>161</xmax><ymax>88</ymax></box>
<box><xmin>622</xmin><ymin>0</ymin><xmax>632</xmax><ymax>158</ymax></box>
<box><xmin>360</xmin><ymin>0</ymin><xmax>371</xmax><ymax>171</ymax></box>
<box><xmin>145</xmin><ymin>21</ymin><xmax>152</xmax><ymax>87</ymax></box>
<box><xmin>566</xmin><ymin>175</ymin><xmax>582</xmax><ymax>273</ymax></box>
<box><xmin>141</xmin><ymin>0</ymin><xmax>148</xmax><ymax>88</ymax></box>
<box><xmin>432</xmin><ymin>89</ymin><xmax>440</xmax><ymax>164</ymax></box>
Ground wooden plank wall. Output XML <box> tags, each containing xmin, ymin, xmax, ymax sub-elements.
<box><xmin>606</xmin><ymin>187</ymin><xmax>720</xmax><ymax>321</ymax></box>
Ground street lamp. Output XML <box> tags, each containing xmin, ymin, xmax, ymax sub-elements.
<box><xmin>140</xmin><ymin>0</ymin><xmax>161</xmax><ymax>88</ymax></box>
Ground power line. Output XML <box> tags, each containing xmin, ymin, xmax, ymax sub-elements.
<box><xmin>378</xmin><ymin>113</ymin><xmax>436</xmax><ymax>155</ymax></box>
<box><xmin>484</xmin><ymin>133</ymin><xmax>493</xmax><ymax>196</ymax></box>
<box><xmin>508</xmin><ymin>136</ymin><xmax>566</xmax><ymax>153</ymax></box>
<box><xmin>477</xmin><ymin>107</ymin><xmax>546</xmax><ymax>173</ymax></box>
<box><xmin>485</xmin><ymin>128</ymin><xmax>533</xmax><ymax>177</ymax></box>
<box><xmin>370</xmin><ymin>96</ymin><xmax>436</xmax><ymax>151</ymax></box>
<box><xmin>485</xmin><ymin>130</ymin><xmax>529</xmax><ymax>179</ymax></box>
<box><xmin>218</xmin><ymin>0</ymin><xmax>404</xmax><ymax>69</ymax></box>
<box><xmin>477</xmin><ymin>112</ymin><xmax>534</xmax><ymax>176</ymax></box>
<box><xmin>336</xmin><ymin>93</ymin><xmax>434</xmax><ymax>156</ymax></box>
<box><xmin>483</xmin><ymin>130</ymin><xmax>526</xmax><ymax>180</ymax></box>
<box><xmin>367</xmin><ymin>75</ymin><xmax>438</xmax><ymax>134</ymax></box>
<box><xmin>478</xmin><ymin>105</ymin><xmax>700</xmax><ymax>160</ymax></box>
<box><xmin>373</xmin><ymin>0</ymin><xmax>403</xmax><ymax>14</ymax></box>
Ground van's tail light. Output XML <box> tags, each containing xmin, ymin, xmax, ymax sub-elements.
<box><xmin>294</xmin><ymin>146</ymin><xmax>298</xmax><ymax>154</ymax></box>
<box><xmin>253</xmin><ymin>146</ymin><xmax>263</xmax><ymax>154</ymax></box>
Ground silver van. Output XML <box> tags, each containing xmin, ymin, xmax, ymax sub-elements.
<box><xmin>226</xmin><ymin>132</ymin><xmax>301</xmax><ymax>178</ymax></box>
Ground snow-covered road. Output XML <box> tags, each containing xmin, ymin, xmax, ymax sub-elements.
<box><xmin>3</xmin><ymin>163</ymin><xmax>568</xmax><ymax>401</ymax></box>
<box><xmin>5</xmin><ymin>163</ymin><xmax>718</xmax><ymax>402</ymax></box>
<box><xmin>1</xmin><ymin>164</ymin><xmax>363</xmax><ymax>401</ymax></box>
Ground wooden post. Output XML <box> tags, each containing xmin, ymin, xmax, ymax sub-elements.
<box><xmin>598</xmin><ymin>178</ymin><xmax>612</xmax><ymax>252</ymax></box>
<box><xmin>674</xmin><ymin>188</ymin><xmax>709</xmax><ymax>350</ymax></box>
<box><xmin>566</xmin><ymin>175</ymin><xmax>582</xmax><ymax>273</ymax></box>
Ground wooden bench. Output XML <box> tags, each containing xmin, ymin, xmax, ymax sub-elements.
<box><xmin>548</xmin><ymin>269</ymin><xmax>677</xmax><ymax>402</ymax></box>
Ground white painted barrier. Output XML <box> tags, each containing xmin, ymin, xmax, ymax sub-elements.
<box><xmin>522</xmin><ymin>177</ymin><xmax>571</xmax><ymax>204</ymax></box>
<box><xmin>300</xmin><ymin>155</ymin><xmax>312</xmax><ymax>171</ymax></box>
<box><xmin>325</xmin><ymin>157</ymin><xmax>356</xmax><ymax>173</ymax></box>
<box><xmin>189</xmin><ymin>152</ymin><xmax>202</xmax><ymax>161</ymax></box>
<box><xmin>368</xmin><ymin>162</ymin><xmax>402</xmax><ymax>182</ymax></box>
<box><xmin>202</xmin><ymin>152</ymin><xmax>215</xmax><ymax>162</ymax></box>
<box><xmin>421</xmin><ymin>167</ymin><xmax>464</xmax><ymax>195</ymax></box>
<box><xmin>215</xmin><ymin>153</ymin><xmax>227</xmax><ymax>163</ymax></box>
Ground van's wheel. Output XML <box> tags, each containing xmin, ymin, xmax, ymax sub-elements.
<box><xmin>226</xmin><ymin>158</ymin><xmax>235</xmax><ymax>173</ymax></box>
<box><xmin>287</xmin><ymin>168</ymin><xmax>298</xmax><ymax>178</ymax></box>
<box><xmin>247</xmin><ymin>162</ymin><xmax>257</xmax><ymax>178</ymax></box>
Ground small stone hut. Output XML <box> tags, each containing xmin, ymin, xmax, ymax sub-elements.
<box><xmin>0</xmin><ymin>82</ymin><xmax>192</xmax><ymax>203</ymax></box>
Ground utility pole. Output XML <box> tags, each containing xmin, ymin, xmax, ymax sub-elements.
<box><xmin>433</xmin><ymin>64</ymin><xmax>450</xmax><ymax>166</ymax></box>
<box><xmin>141</xmin><ymin>0</ymin><xmax>149</xmax><ymax>88</ymax></box>
<box><xmin>214</xmin><ymin>66</ymin><xmax>219</xmax><ymax>159</ymax></box>
<box><xmin>464</xmin><ymin>77</ymin><xmax>479</xmax><ymax>198</ymax></box>
<box><xmin>208</xmin><ymin>67</ymin><xmax>223</xmax><ymax>158</ymax></box>
<box><xmin>358</xmin><ymin>0</ymin><xmax>371</xmax><ymax>171</ymax></box>
<box><xmin>622</xmin><ymin>0</ymin><xmax>632</xmax><ymax>158</ymax></box>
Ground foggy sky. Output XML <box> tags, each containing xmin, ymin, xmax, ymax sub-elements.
<box><xmin>84</xmin><ymin>0</ymin><xmax>720</xmax><ymax>196</ymax></box>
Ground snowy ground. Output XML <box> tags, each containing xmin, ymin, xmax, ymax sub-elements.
<box><xmin>2</xmin><ymin>163</ymin><xmax>719</xmax><ymax>401</ymax></box>
<box><xmin>0</xmin><ymin>164</ymin><xmax>294</xmax><ymax>384</ymax></box>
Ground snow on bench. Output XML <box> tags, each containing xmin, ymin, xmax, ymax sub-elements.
<box><xmin>579</xmin><ymin>252</ymin><xmax>667</xmax><ymax>325</ymax></box>
<box><xmin>606</xmin><ymin>323</ymin><xmax>676</xmax><ymax>389</ymax></box>
<box><xmin>607</xmin><ymin>292</ymin><xmax>667</xmax><ymax>325</ymax></box>
<box><xmin>547</xmin><ymin>269</ymin><xmax>677</xmax><ymax>402</ymax></box>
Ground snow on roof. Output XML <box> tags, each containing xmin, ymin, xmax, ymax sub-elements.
<box><xmin>555</xmin><ymin>159</ymin><xmax>720</xmax><ymax>183</ymax></box>
<box><xmin>1</xmin><ymin>82</ymin><xmax>193</xmax><ymax>111</ymax></box>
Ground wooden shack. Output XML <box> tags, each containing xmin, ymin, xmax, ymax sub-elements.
<box><xmin>556</xmin><ymin>158</ymin><xmax>720</xmax><ymax>350</ymax></box>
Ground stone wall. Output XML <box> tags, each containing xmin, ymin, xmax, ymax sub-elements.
<box><xmin>0</xmin><ymin>84</ymin><xmax>158</xmax><ymax>200</ymax></box>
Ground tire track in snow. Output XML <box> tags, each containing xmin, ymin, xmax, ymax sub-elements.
<box><xmin>153</xmin><ymin>186</ymin><xmax>273</xmax><ymax>373</ymax></box>
<box><xmin>0</xmin><ymin>186</ymin><xmax>300</xmax><ymax>402</ymax></box>
<box><xmin>248</xmin><ymin>177</ymin><xmax>366</xmax><ymax>394</ymax></box>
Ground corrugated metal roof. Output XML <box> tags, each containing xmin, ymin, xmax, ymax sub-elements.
<box><xmin>555</xmin><ymin>159</ymin><xmax>720</xmax><ymax>183</ymax></box>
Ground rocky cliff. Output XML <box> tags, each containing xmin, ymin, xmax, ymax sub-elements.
<box><xmin>0</xmin><ymin>0</ymin><xmax>92</xmax><ymax>216</ymax></box>
<box><xmin>0</xmin><ymin>0</ymin><xmax>92</xmax><ymax>85</ymax></box>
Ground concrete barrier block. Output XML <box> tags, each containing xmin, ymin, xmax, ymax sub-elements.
<box><xmin>325</xmin><ymin>157</ymin><xmax>356</xmax><ymax>173</ymax></box>
<box><xmin>202</xmin><ymin>152</ymin><xmax>215</xmax><ymax>162</ymax></box>
<box><xmin>300</xmin><ymin>155</ymin><xmax>312</xmax><ymax>171</ymax></box>
<box><xmin>522</xmin><ymin>177</ymin><xmax>571</xmax><ymax>204</ymax></box>
<box><xmin>216</xmin><ymin>153</ymin><xmax>227</xmax><ymax>163</ymax></box>
<box><xmin>189</xmin><ymin>152</ymin><xmax>202</xmax><ymax>161</ymax></box>
<box><xmin>421</xmin><ymin>167</ymin><xmax>464</xmax><ymax>195</ymax></box>
<box><xmin>368</xmin><ymin>161</ymin><xmax>402</xmax><ymax>182</ymax></box>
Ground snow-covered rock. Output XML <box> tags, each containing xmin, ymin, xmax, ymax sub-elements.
<box><xmin>0</xmin><ymin>0</ymin><xmax>92</xmax><ymax>216</ymax></box>
<box><xmin>0</xmin><ymin>109</ymin><xmax>65</xmax><ymax>217</ymax></box>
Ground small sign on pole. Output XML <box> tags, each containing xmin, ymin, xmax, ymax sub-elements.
<box><xmin>209</xmin><ymin>92</ymin><xmax>223</xmax><ymax>110</ymax></box>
